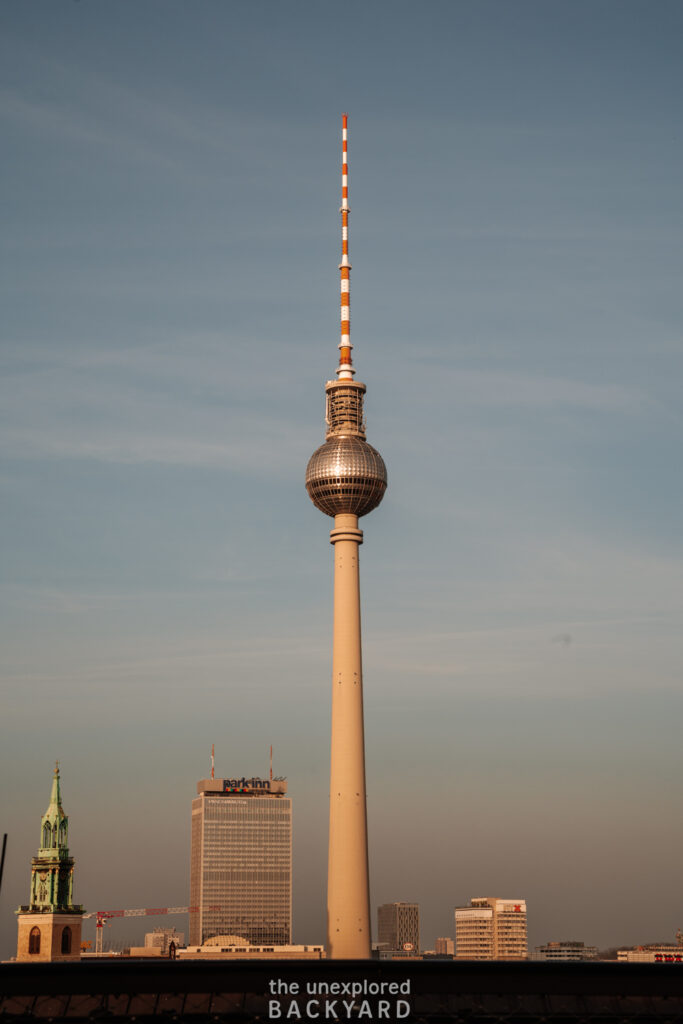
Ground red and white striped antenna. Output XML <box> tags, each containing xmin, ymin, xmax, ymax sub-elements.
<box><xmin>337</xmin><ymin>113</ymin><xmax>354</xmax><ymax>380</ymax></box>
<box><xmin>210</xmin><ymin>743</ymin><xmax>215</xmax><ymax>780</ymax></box>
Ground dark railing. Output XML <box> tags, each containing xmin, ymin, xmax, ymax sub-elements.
<box><xmin>2</xmin><ymin>960</ymin><xmax>683</xmax><ymax>1022</ymax></box>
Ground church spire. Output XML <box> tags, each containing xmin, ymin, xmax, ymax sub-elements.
<box><xmin>47</xmin><ymin>762</ymin><xmax>62</xmax><ymax>814</ymax></box>
<box><xmin>16</xmin><ymin>764</ymin><xmax>84</xmax><ymax>961</ymax></box>
<box><xmin>39</xmin><ymin>762</ymin><xmax>68</xmax><ymax>856</ymax></box>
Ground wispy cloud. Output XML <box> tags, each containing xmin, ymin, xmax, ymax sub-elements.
<box><xmin>0</xmin><ymin>87</ymin><xmax>191</xmax><ymax>179</ymax></box>
<box><xmin>408</xmin><ymin>365</ymin><xmax>647</xmax><ymax>414</ymax></box>
<box><xmin>0</xmin><ymin>422</ymin><xmax>308</xmax><ymax>473</ymax></box>
<box><xmin>0</xmin><ymin>51</ymin><xmax>316</xmax><ymax>191</ymax></box>
<box><xmin>0</xmin><ymin>331</ymin><xmax>317</xmax><ymax>472</ymax></box>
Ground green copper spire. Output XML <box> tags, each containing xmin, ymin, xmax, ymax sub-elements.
<box><xmin>16</xmin><ymin>764</ymin><xmax>84</xmax><ymax>961</ymax></box>
<box><xmin>48</xmin><ymin>761</ymin><xmax>62</xmax><ymax>810</ymax></box>
<box><xmin>39</xmin><ymin>761</ymin><xmax>68</xmax><ymax>858</ymax></box>
<box><xmin>23</xmin><ymin>763</ymin><xmax>80</xmax><ymax>912</ymax></box>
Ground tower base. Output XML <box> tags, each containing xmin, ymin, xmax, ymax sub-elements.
<box><xmin>16</xmin><ymin>911</ymin><xmax>83</xmax><ymax>962</ymax></box>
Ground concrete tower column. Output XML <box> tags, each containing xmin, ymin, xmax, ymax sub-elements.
<box><xmin>327</xmin><ymin>513</ymin><xmax>370</xmax><ymax>958</ymax></box>
<box><xmin>305</xmin><ymin>115</ymin><xmax>387</xmax><ymax>960</ymax></box>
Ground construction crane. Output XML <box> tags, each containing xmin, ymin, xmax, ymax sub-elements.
<box><xmin>83</xmin><ymin>905</ymin><xmax>198</xmax><ymax>955</ymax></box>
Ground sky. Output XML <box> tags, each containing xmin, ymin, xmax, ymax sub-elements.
<box><xmin>1</xmin><ymin>0</ymin><xmax>682</xmax><ymax>959</ymax></box>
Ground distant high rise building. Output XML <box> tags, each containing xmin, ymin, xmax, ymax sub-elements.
<box><xmin>455</xmin><ymin>898</ymin><xmax>527</xmax><ymax>960</ymax></box>
<box><xmin>435</xmin><ymin>937</ymin><xmax>455</xmax><ymax>956</ymax></box>
<box><xmin>16</xmin><ymin>764</ymin><xmax>84</xmax><ymax>962</ymax></box>
<box><xmin>530</xmin><ymin>940</ymin><xmax>598</xmax><ymax>962</ymax></box>
<box><xmin>377</xmin><ymin>903</ymin><xmax>420</xmax><ymax>953</ymax></box>
<box><xmin>189</xmin><ymin>775</ymin><xmax>291</xmax><ymax>946</ymax></box>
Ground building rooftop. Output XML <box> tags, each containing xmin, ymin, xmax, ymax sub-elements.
<box><xmin>196</xmin><ymin>778</ymin><xmax>287</xmax><ymax>796</ymax></box>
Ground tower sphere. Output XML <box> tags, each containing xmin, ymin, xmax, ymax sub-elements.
<box><xmin>306</xmin><ymin>435</ymin><xmax>387</xmax><ymax>518</ymax></box>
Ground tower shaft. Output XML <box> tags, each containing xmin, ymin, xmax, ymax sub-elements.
<box><xmin>327</xmin><ymin>513</ymin><xmax>370</xmax><ymax>958</ymax></box>
<box><xmin>306</xmin><ymin>115</ymin><xmax>386</xmax><ymax>960</ymax></box>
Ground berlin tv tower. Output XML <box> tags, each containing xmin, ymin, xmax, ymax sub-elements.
<box><xmin>306</xmin><ymin>115</ymin><xmax>387</xmax><ymax>959</ymax></box>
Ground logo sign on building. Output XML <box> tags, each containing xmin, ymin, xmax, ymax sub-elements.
<box><xmin>403</xmin><ymin>943</ymin><xmax>414</xmax><ymax>951</ymax></box>
<box><xmin>222</xmin><ymin>778</ymin><xmax>271</xmax><ymax>793</ymax></box>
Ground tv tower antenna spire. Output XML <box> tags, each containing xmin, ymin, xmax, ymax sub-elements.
<box><xmin>337</xmin><ymin>113</ymin><xmax>354</xmax><ymax>380</ymax></box>
<box><xmin>305</xmin><ymin>115</ymin><xmax>387</xmax><ymax>959</ymax></box>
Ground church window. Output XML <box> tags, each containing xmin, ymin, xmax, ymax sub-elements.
<box><xmin>42</xmin><ymin>822</ymin><xmax>51</xmax><ymax>847</ymax></box>
<box><xmin>52</xmin><ymin>823</ymin><xmax>58</xmax><ymax>848</ymax></box>
<box><xmin>59</xmin><ymin>822</ymin><xmax>67</xmax><ymax>846</ymax></box>
<box><xmin>61</xmin><ymin>927</ymin><xmax>72</xmax><ymax>954</ymax></box>
<box><xmin>29</xmin><ymin>927</ymin><xmax>41</xmax><ymax>954</ymax></box>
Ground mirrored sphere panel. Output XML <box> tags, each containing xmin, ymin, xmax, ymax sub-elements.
<box><xmin>306</xmin><ymin>436</ymin><xmax>387</xmax><ymax>518</ymax></box>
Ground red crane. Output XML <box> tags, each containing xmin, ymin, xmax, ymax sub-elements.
<box><xmin>84</xmin><ymin>905</ymin><xmax>198</xmax><ymax>954</ymax></box>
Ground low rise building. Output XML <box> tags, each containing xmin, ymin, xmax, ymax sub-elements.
<box><xmin>618</xmin><ymin>945</ymin><xmax>683</xmax><ymax>963</ymax></box>
<box><xmin>530</xmin><ymin>941</ymin><xmax>598</xmax><ymax>962</ymax></box>
<box><xmin>177</xmin><ymin>939</ymin><xmax>324</xmax><ymax>960</ymax></box>
<box><xmin>145</xmin><ymin>927</ymin><xmax>184</xmax><ymax>955</ymax></box>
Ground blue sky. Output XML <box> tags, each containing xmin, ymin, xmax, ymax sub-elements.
<box><xmin>1</xmin><ymin>0</ymin><xmax>682</xmax><ymax>957</ymax></box>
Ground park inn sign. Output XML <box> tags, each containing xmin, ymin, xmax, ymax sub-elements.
<box><xmin>222</xmin><ymin>778</ymin><xmax>271</xmax><ymax>792</ymax></box>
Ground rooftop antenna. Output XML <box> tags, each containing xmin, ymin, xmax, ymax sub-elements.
<box><xmin>337</xmin><ymin>113</ymin><xmax>354</xmax><ymax>380</ymax></box>
<box><xmin>269</xmin><ymin>745</ymin><xmax>273</xmax><ymax>782</ymax></box>
<box><xmin>211</xmin><ymin>743</ymin><xmax>215</xmax><ymax>780</ymax></box>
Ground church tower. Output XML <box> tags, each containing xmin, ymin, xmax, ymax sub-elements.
<box><xmin>16</xmin><ymin>764</ymin><xmax>84</xmax><ymax>962</ymax></box>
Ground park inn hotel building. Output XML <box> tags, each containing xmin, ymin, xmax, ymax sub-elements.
<box><xmin>189</xmin><ymin>776</ymin><xmax>291</xmax><ymax>947</ymax></box>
